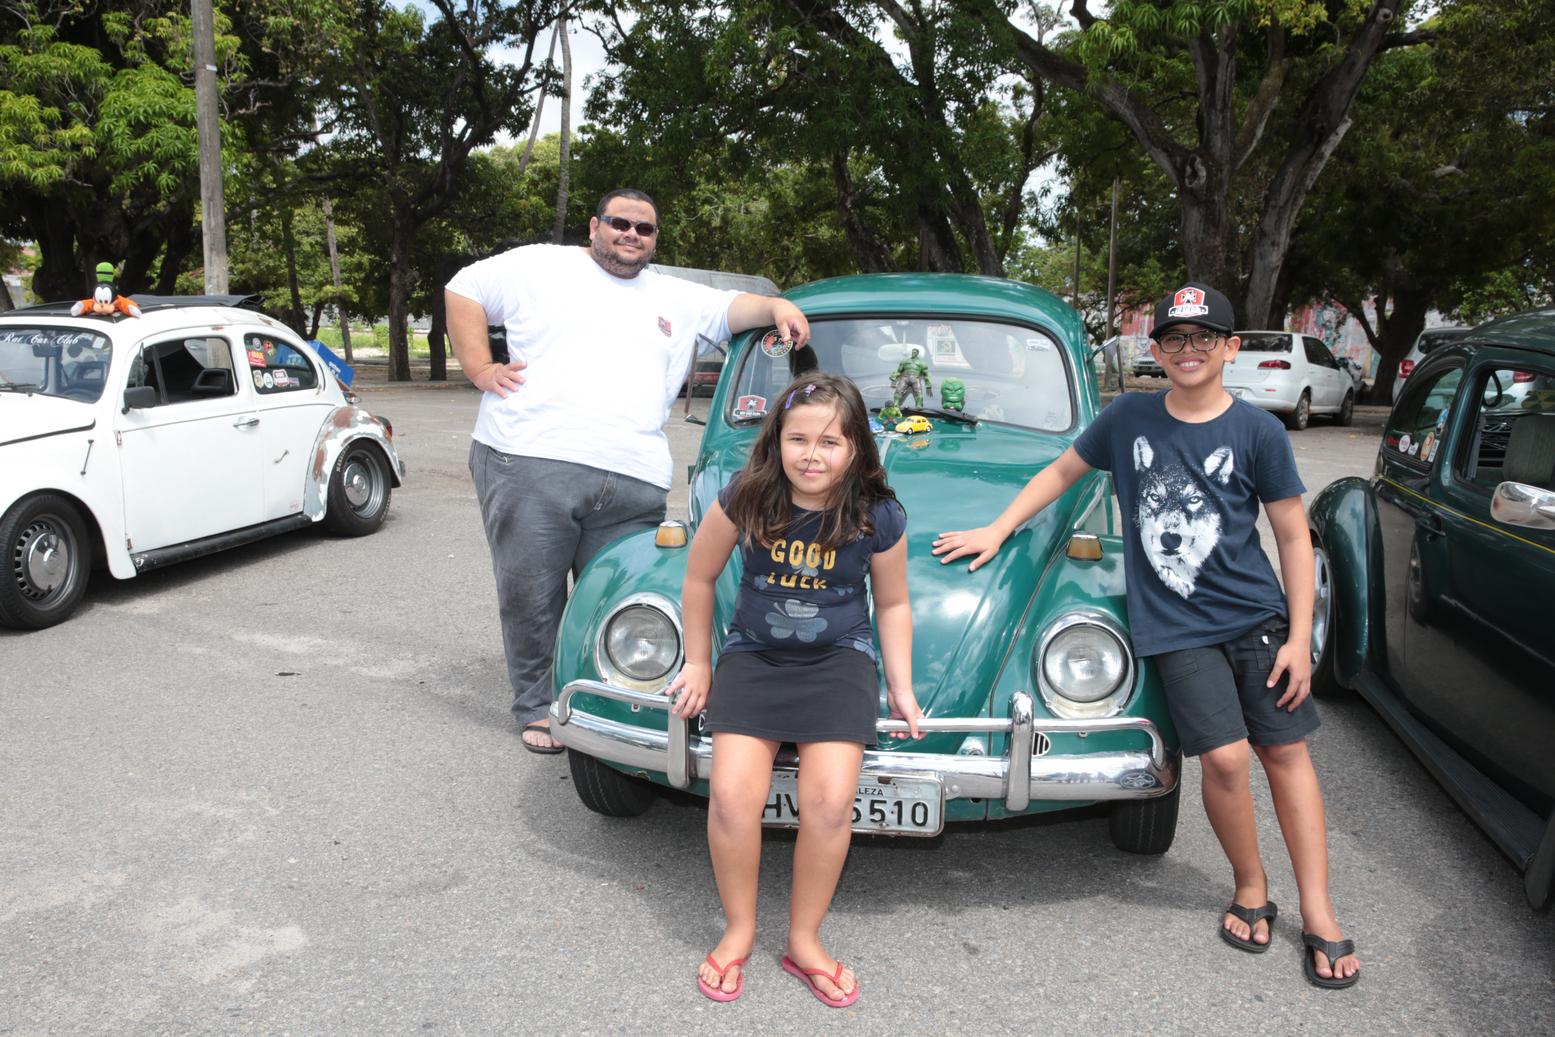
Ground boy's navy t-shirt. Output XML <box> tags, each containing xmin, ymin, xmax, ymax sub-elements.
<box><xmin>716</xmin><ymin>479</ymin><xmax>907</xmax><ymax>660</ymax></box>
<box><xmin>1073</xmin><ymin>391</ymin><xmax>1305</xmax><ymax>657</ymax></box>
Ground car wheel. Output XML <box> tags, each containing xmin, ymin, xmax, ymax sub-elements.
<box><xmin>1284</xmin><ymin>391</ymin><xmax>1311</xmax><ymax>431</ymax></box>
<box><xmin>323</xmin><ymin>442</ymin><xmax>391</xmax><ymax>536</ymax></box>
<box><xmin>1335</xmin><ymin>391</ymin><xmax>1354</xmax><ymax>427</ymax></box>
<box><xmin>1108</xmin><ymin>782</ymin><xmax>1180</xmax><ymax>855</ymax></box>
<box><xmin>1309</xmin><ymin>537</ymin><xmax>1344</xmax><ymax>697</ymax></box>
<box><xmin>567</xmin><ymin>749</ymin><xmax>658</xmax><ymax>817</ymax></box>
<box><xmin>0</xmin><ymin>494</ymin><xmax>91</xmax><ymax>630</ymax></box>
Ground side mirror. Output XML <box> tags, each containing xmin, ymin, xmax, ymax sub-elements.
<box><xmin>1491</xmin><ymin>480</ymin><xmax>1555</xmax><ymax>530</ymax></box>
<box><xmin>122</xmin><ymin>385</ymin><xmax>159</xmax><ymax>411</ymax></box>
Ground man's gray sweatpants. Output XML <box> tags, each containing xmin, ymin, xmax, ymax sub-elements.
<box><xmin>469</xmin><ymin>442</ymin><xmax>668</xmax><ymax>725</ymax></box>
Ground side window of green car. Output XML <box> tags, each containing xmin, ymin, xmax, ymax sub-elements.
<box><xmin>1385</xmin><ymin>364</ymin><xmax>1463</xmax><ymax>467</ymax></box>
<box><xmin>1458</xmin><ymin>364</ymin><xmax>1555</xmax><ymax>492</ymax></box>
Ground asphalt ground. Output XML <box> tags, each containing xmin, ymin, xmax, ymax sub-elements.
<box><xmin>2</xmin><ymin>374</ymin><xmax>1552</xmax><ymax>1036</ymax></box>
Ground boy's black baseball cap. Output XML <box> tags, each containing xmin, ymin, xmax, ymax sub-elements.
<box><xmin>1150</xmin><ymin>282</ymin><xmax>1234</xmax><ymax>338</ymax></box>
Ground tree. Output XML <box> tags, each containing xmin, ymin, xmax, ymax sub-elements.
<box><xmin>589</xmin><ymin>1</ymin><xmax>1058</xmax><ymax>276</ymax></box>
<box><xmin>314</xmin><ymin>0</ymin><xmax>576</xmax><ymax>381</ymax></box>
<box><xmin>975</xmin><ymin>0</ymin><xmax>1434</xmax><ymax>327</ymax></box>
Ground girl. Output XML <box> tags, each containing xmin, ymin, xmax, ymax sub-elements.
<box><xmin>666</xmin><ymin>372</ymin><xmax>923</xmax><ymax>1007</ymax></box>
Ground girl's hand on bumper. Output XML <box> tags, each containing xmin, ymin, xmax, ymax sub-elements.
<box><xmin>665</xmin><ymin>663</ymin><xmax>711</xmax><ymax>718</ymax></box>
<box><xmin>887</xmin><ymin>687</ymin><xmax>924</xmax><ymax>739</ymax></box>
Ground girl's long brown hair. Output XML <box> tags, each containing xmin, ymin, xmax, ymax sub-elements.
<box><xmin>723</xmin><ymin>372</ymin><xmax>899</xmax><ymax>550</ymax></box>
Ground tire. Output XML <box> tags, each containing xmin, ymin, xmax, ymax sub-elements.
<box><xmin>1335</xmin><ymin>391</ymin><xmax>1354</xmax><ymax>427</ymax></box>
<box><xmin>1284</xmin><ymin>391</ymin><xmax>1311</xmax><ymax>431</ymax></box>
<box><xmin>0</xmin><ymin>494</ymin><xmax>92</xmax><ymax>630</ymax></box>
<box><xmin>1309</xmin><ymin>537</ymin><xmax>1345</xmax><ymax>697</ymax></box>
<box><xmin>1109</xmin><ymin>782</ymin><xmax>1180</xmax><ymax>855</ymax></box>
<box><xmin>323</xmin><ymin>442</ymin><xmax>391</xmax><ymax>536</ymax></box>
<box><xmin>568</xmin><ymin>749</ymin><xmax>658</xmax><ymax>817</ymax></box>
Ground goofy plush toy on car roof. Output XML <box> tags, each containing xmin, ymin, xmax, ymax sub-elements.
<box><xmin>70</xmin><ymin>262</ymin><xmax>141</xmax><ymax>318</ymax></box>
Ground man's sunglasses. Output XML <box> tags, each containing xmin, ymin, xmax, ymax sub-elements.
<box><xmin>600</xmin><ymin>216</ymin><xmax>658</xmax><ymax>236</ymax></box>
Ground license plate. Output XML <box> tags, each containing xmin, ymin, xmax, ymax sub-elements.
<box><xmin>761</xmin><ymin>771</ymin><xmax>944</xmax><ymax>836</ymax></box>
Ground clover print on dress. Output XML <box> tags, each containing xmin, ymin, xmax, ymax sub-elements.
<box><xmin>764</xmin><ymin>599</ymin><xmax>829</xmax><ymax>643</ymax></box>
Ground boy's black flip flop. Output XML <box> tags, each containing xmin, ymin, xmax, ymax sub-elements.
<box><xmin>1301</xmin><ymin>932</ymin><xmax>1359</xmax><ymax>989</ymax></box>
<box><xmin>521</xmin><ymin>722</ymin><xmax>565</xmax><ymax>755</ymax></box>
<box><xmin>1219</xmin><ymin>901</ymin><xmax>1277</xmax><ymax>953</ymax></box>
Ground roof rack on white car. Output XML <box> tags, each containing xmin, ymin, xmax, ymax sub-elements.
<box><xmin>8</xmin><ymin>293</ymin><xmax>265</xmax><ymax>317</ymax></box>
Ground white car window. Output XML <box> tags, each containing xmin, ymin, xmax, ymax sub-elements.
<box><xmin>244</xmin><ymin>333</ymin><xmax>318</xmax><ymax>394</ymax></box>
<box><xmin>128</xmin><ymin>337</ymin><xmax>238</xmax><ymax>404</ymax></box>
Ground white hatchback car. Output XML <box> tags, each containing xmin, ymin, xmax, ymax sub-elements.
<box><xmin>0</xmin><ymin>295</ymin><xmax>405</xmax><ymax>629</ymax></box>
<box><xmin>1392</xmin><ymin>326</ymin><xmax>1471</xmax><ymax>403</ymax></box>
<box><xmin>1222</xmin><ymin>330</ymin><xmax>1357</xmax><ymax>430</ymax></box>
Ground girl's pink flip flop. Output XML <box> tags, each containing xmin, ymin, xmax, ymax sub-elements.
<box><xmin>780</xmin><ymin>954</ymin><xmax>859</xmax><ymax>1008</ymax></box>
<box><xmin>696</xmin><ymin>954</ymin><xmax>747</xmax><ymax>1002</ymax></box>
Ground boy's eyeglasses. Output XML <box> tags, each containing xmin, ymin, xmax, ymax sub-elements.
<box><xmin>600</xmin><ymin>216</ymin><xmax>659</xmax><ymax>236</ymax></box>
<box><xmin>1157</xmin><ymin>329</ymin><xmax>1222</xmax><ymax>353</ymax></box>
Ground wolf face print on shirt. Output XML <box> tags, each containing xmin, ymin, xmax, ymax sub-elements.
<box><xmin>1133</xmin><ymin>435</ymin><xmax>1235</xmax><ymax>599</ymax></box>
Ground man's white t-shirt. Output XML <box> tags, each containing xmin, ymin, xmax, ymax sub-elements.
<box><xmin>446</xmin><ymin>245</ymin><xmax>740</xmax><ymax>489</ymax></box>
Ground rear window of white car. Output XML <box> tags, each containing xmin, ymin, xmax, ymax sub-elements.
<box><xmin>244</xmin><ymin>333</ymin><xmax>318</xmax><ymax>394</ymax></box>
<box><xmin>1237</xmin><ymin>333</ymin><xmax>1291</xmax><ymax>353</ymax></box>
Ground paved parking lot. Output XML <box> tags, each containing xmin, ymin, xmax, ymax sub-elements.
<box><xmin>2</xmin><ymin>382</ymin><xmax>1551</xmax><ymax>1035</ymax></box>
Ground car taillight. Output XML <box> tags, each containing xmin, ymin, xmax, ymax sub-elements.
<box><xmin>1399</xmin><ymin>359</ymin><xmax>1416</xmax><ymax>378</ymax></box>
<box><xmin>1513</xmin><ymin>370</ymin><xmax>1535</xmax><ymax>383</ymax></box>
<box><xmin>1258</xmin><ymin>360</ymin><xmax>1291</xmax><ymax>370</ymax></box>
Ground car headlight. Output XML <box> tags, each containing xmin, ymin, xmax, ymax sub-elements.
<box><xmin>1035</xmin><ymin>611</ymin><xmax>1135</xmax><ymax>718</ymax></box>
<box><xmin>596</xmin><ymin>595</ymin><xmax>682</xmax><ymax>689</ymax></box>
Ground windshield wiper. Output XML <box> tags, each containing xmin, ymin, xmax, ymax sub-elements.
<box><xmin>0</xmin><ymin>380</ymin><xmax>40</xmax><ymax>394</ymax></box>
<box><xmin>887</xmin><ymin>405</ymin><xmax>979</xmax><ymax>427</ymax></box>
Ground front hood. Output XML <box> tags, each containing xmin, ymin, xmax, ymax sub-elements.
<box><xmin>0</xmin><ymin>393</ymin><xmax>96</xmax><ymax>447</ymax></box>
<box><xmin>696</xmin><ymin>423</ymin><xmax>1088</xmax><ymax>726</ymax></box>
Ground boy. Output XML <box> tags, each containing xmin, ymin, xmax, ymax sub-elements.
<box><xmin>932</xmin><ymin>283</ymin><xmax>1359</xmax><ymax>989</ymax></box>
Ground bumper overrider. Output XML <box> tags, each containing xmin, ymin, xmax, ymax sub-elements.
<box><xmin>550</xmin><ymin>680</ymin><xmax>1178</xmax><ymax>811</ymax></box>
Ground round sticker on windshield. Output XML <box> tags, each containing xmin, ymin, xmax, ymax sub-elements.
<box><xmin>759</xmin><ymin>330</ymin><xmax>793</xmax><ymax>358</ymax></box>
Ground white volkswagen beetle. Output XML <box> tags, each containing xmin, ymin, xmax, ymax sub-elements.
<box><xmin>0</xmin><ymin>295</ymin><xmax>404</xmax><ymax>629</ymax></box>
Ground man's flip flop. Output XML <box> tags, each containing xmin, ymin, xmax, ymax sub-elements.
<box><xmin>1302</xmin><ymin>933</ymin><xmax>1359</xmax><ymax>989</ymax></box>
<box><xmin>1220</xmin><ymin>901</ymin><xmax>1277</xmax><ymax>953</ymax></box>
<box><xmin>696</xmin><ymin>954</ymin><xmax>746</xmax><ymax>1002</ymax></box>
<box><xmin>520</xmin><ymin>721</ymin><xmax>564</xmax><ymax>755</ymax></box>
<box><xmin>780</xmin><ymin>954</ymin><xmax>858</xmax><ymax>1008</ymax></box>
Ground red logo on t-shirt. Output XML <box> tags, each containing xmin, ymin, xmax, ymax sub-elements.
<box><xmin>658</xmin><ymin>316</ymin><xmax>672</xmax><ymax>337</ymax></box>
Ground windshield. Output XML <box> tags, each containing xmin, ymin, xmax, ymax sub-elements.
<box><xmin>1236</xmin><ymin>333</ymin><xmax>1291</xmax><ymax>353</ymax></box>
<box><xmin>725</xmin><ymin>316</ymin><xmax>1073</xmax><ymax>431</ymax></box>
<box><xmin>0</xmin><ymin>326</ymin><xmax>114</xmax><ymax>403</ymax></box>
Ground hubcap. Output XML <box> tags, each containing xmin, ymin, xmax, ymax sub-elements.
<box><xmin>15</xmin><ymin>520</ymin><xmax>71</xmax><ymax>599</ymax></box>
<box><xmin>1310</xmin><ymin>547</ymin><xmax>1332</xmax><ymax>666</ymax></box>
<box><xmin>343</xmin><ymin>462</ymin><xmax>372</xmax><ymax>508</ymax></box>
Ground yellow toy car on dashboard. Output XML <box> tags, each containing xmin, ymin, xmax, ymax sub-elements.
<box><xmin>895</xmin><ymin>415</ymin><xmax>933</xmax><ymax>434</ymax></box>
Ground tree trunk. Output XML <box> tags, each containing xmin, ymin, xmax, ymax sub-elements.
<box><xmin>387</xmin><ymin>218</ymin><xmax>415</xmax><ymax>382</ymax></box>
<box><xmin>1368</xmin><ymin>286</ymin><xmax>1430</xmax><ymax>403</ymax></box>
<box><xmin>27</xmin><ymin>199</ymin><xmax>84</xmax><ymax>302</ymax></box>
<box><xmin>917</xmin><ymin>206</ymin><xmax>963</xmax><ymax>272</ymax></box>
<box><xmin>428</xmin><ymin>283</ymin><xmax>448</xmax><ymax>382</ymax></box>
<box><xmin>516</xmin><ymin>22</ymin><xmax>560</xmax><ymax>179</ymax></box>
<box><xmin>831</xmin><ymin>152</ymin><xmax>894</xmax><ymax>273</ymax></box>
<box><xmin>0</xmin><ymin>277</ymin><xmax>12</xmax><ymax>311</ymax></box>
<box><xmin>281</xmin><ymin>202</ymin><xmax>306</xmax><ymax>334</ymax></box>
<box><xmin>156</xmin><ymin>215</ymin><xmax>197</xmax><ymax>294</ymax></box>
<box><xmin>321</xmin><ymin>194</ymin><xmax>352</xmax><ymax>363</ymax></box>
<box><xmin>552</xmin><ymin>15</ymin><xmax>572</xmax><ymax>244</ymax></box>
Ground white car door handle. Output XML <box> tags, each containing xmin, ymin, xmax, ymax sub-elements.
<box><xmin>234</xmin><ymin>416</ymin><xmax>260</xmax><ymax>429</ymax></box>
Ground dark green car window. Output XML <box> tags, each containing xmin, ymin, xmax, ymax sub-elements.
<box><xmin>1460</xmin><ymin>364</ymin><xmax>1555</xmax><ymax>491</ymax></box>
<box><xmin>1385</xmin><ymin>364</ymin><xmax>1463</xmax><ymax>465</ymax></box>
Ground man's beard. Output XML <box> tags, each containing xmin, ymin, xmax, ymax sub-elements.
<box><xmin>590</xmin><ymin>235</ymin><xmax>653</xmax><ymax>277</ymax></box>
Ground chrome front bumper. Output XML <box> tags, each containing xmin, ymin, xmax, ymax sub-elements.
<box><xmin>551</xmin><ymin>680</ymin><xmax>1178</xmax><ymax>811</ymax></box>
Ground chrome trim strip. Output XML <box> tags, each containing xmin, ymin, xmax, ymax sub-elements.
<box><xmin>553</xmin><ymin>680</ymin><xmax>1178</xmax><ymax>803</ymax></box>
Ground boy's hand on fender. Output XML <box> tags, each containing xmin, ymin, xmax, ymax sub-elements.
<box><xmin>665</xmin><ymin>662</ymin><xmax>711</xmax><ymax>718</ymax></box>
<box><xmin>472</xmin><ymin>359</ymin><xmax>526</xmax><ymax>397</ymax></box>
<box><xmin>1270</xmin><ymin>640</ymin><xmax>1312</xmax><ymax>711</ymax></box>
<box><xmin>931</xmin><ymin>527</ymin><xmax>1005</xmax><ymax>572</ymax></box>
<box><xmin>887</xmin><ymin>687</ymin><xmax>924</xmax><ymax>739</ymax></box>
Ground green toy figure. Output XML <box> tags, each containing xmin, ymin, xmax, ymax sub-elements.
<box><xmin>940</xmin><ymin>377</ymin><xmax>966</xmax><ymax>412</ymax></box>
<box><xmin>878</xmin><ymin>402</ymin><xmax>903</xmax><ymax>424</ymax></box>
<box><xmin>890</xmin><ymin>347</ymin><xmax>933</xmax><ymax>409</ymax></box>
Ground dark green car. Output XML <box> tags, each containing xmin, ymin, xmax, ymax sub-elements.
<box><xmin>548</xmin><ymin>273</ymin><xmax>1182</xmax><ymax>853</ymax></box>
<box><xmin>1309</xmin><ymin>309</ymin><xmax>1555</xmax><ymax>909</ymax></box>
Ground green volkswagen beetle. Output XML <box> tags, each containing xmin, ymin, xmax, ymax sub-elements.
<box><xmin>548</xmin><ymin>273</ymin><xmax>1182</xmax><ymax>853</ymax></box>
<box><xmin>1308</xmin><ymin>309</ymin><xmax>1555</xmax><ymax>909</ymax></box>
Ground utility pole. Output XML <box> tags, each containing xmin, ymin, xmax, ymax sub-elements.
<box><xmin>321</xmin><ymin>194</ymin><xmax>352</xmax><ymax>363</ymax></box>
<box><xmin>192</xmin><ymin>0</ymin><xmax>228</xmax><ymax>294</ymax></box>
<box><xmin>1070</xmin><ymin>205</ymin><xmax>1081</xmax><ymax>307</ymax></box>
<box><xmin>1105</xmin><ymin>178</ymin><xmax>1121</xmax><ymax>392</ymax></box>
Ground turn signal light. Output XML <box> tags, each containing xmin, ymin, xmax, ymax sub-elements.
<box><xmin>1066</xmin><ymin>534</ymin><xmax>1103</xmax><ymax>561</ymax></box>
<box><xmin>655</xmin><ymin>520</ymin><xmax>688</xmax><ymax>548</ymax></box>
<box><xmin>1399</xmin><ymin>359</ymin><xmax>1416</xmax><ymax>378</ymax></box>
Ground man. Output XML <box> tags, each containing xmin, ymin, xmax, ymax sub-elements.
<box><xmin>446</xmin><ymin>189</ymin><xmax>810</xmax><ymax>753</ymax></box>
